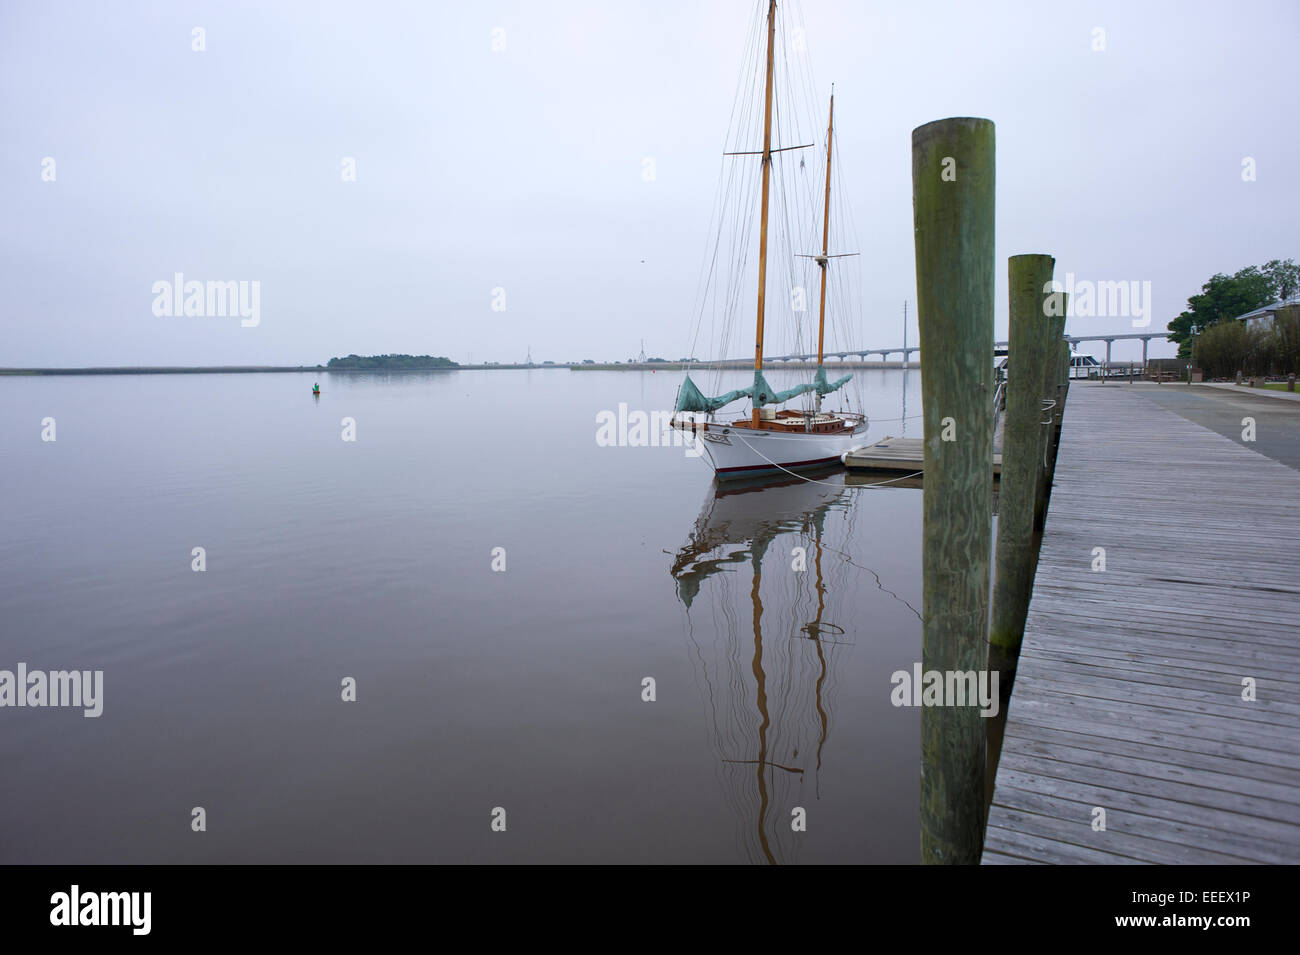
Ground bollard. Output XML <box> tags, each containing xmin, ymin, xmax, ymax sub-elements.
<box><xmin>912</xmin><ymin>117</ymin><xmax>995</xmax><ymax>866</ymax></box>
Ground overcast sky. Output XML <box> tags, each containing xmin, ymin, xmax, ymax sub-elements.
<box><xmin>2</xmin><ymin>0</ymin><xmax>1296</xmax><ymax>366</ymax></box>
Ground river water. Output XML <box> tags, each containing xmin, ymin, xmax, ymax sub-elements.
<box><xmin>0</xmin><ymin>367</ymin><xmax>925</xmax><ymax>863</ymax></box>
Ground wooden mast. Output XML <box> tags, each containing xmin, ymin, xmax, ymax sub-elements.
<box><xmin>751</xmin><ymin>0</ymin><xmax>777</xmax><ymax>430</ymax></box>
<box><xmin>815</xmin><ymin>89</ymin><xmax>834</xmax><ymax>411</ymax></box>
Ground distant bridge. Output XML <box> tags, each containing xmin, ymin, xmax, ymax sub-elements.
<box><xmin>758</xmin><ymin>331</ymin><xmax>1170</xmax><ymax>365</ymax></box>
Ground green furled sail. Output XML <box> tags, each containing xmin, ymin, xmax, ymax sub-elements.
<box><xmin>811</xmin><ymin>364</ymin><xmax>853</xmax><ymax>396</ymax></box>
<box><xmin>674</xmin><ymin>366</ymin><xmax>851</xmax><ymax>414</ymax></box>
<box><xmin>673</xmin><ymin>374</ymin><xmax>752</xmax><ymax>414</ymax></box>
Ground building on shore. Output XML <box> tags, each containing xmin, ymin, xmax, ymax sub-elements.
<box><xmin>1234</xmin><ymin>297</ymin><xmax>1300</xmax><ymax>331</ymax></box>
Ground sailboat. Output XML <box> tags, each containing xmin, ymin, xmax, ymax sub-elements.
<box><xmin>671</xmin><ymin>0</ymin><xmax>867</xmax><ymax>479</ymax></box>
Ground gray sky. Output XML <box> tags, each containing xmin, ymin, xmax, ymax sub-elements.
<box><xmin>2</xmin><ymin>0</ymin><xmax>1296</xmax><ymax>366</ymax></box>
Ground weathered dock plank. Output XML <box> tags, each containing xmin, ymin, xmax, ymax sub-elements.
<box><xmin>843</xmin><ymin>436</ymin><xmax>927</xmax><ymax>471</ymax></box>
<box><xmin>982</xmin><ymin>383</ymin><xmax>1300</xmax><ymax>864</ymax></box>
<box><xmin>983</xmin><ymin>822</ymin><xmax>1150</xmax><ymax>864</ymax></box>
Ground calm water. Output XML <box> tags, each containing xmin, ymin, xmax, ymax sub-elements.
<box><xmin>0</xmin><ymin>367</ymin><xmax>926</xmax><ymax>863</ymax></box>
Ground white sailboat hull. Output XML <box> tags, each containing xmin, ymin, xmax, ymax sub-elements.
<box><xmin>679</xmin><ymin>420</ymin><xmax>868</xmax><ymax>479</ymax></box>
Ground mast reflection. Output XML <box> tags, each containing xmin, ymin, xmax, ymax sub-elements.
<box><xmin>670</xmin><ymin>468</ymin><xmax>856</xmax><ymax>864</ymax></box>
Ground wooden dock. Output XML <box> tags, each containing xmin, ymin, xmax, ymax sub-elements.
<box><xmin>844</xmin><ymin>436</ymin><xmax>1002</xmax><ymax>475</ymax></box>
<box><xmin>983</xmin><ymin>383</ymin><xmax>1300</xmax><ymax>864</ymax></box>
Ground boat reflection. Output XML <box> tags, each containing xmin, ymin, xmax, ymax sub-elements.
<box><xmin>670</xmin><ymin>467</ymin><xmax>859</xmax><ymax>864</ymax></box>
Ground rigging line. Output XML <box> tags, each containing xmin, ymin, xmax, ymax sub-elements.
<box><xmin>709</xmin><ymin>122</ymin><xmax>753</xmax><ymax>389</ymax></box>
<box><xmin>783</xmin><ymin>84</ymin><xmax>819</xmax><ymax>365</ymax></box>
<box><xmin>770</xmin><ymin>52</ymin><xmax>805</xmax><ymax>368</ymax></box>
<box><xmin>692</xmin><ymin>21</ymin><xmax>749</xmax><ymax>362</ymax></box>
<box><xmin>824</xmin><ymin>124</ymin><xmax>846</xmax><ymax>340</ymax></box>
<box><xmin>784</xmin><ymin>0</ymin><xmax>818</xmax><ymax>159</ymax></box>
<box><xmin>717</xmin><ymin>149</ymin><xmax>761</xmax><ymax>392</ymax></box>
<box><xmin>775</xmin><ymin>157</ymin><xmax>813</xmax><ymax>361</ymax></box>
<box><xmin>695</xmin><ymin>1</ymin><xmax>765</xmax><ymax>370</ymax></box>
<box><xmin>816</xmin><ymin>542</ymin><xmax>925</xmax><ymax>623</ymax></box>
<box><xmin>687</xmin><ymin>156</ymin><xmax>734</xmax><ymax>360</ymax></box>
<box><xmin>724</xmin><ymin>4</ymin><xmax>766</xmax><ymax>151</ymax></box>
<box><xmin>716</xmin><ymin>154</ymin><xmax>750</xmax><ymax>356</ymax></box>
<box><xmin>826</xmin><ymin>118</ymin><xmax>867</xmax><ymax>414</ymax></box>
<box><xmin>692</xmin><ymin>127</ymin><xmax>753</xmax><ymax>366</ymax></box>
<box><xmin>778</xmin><ymin>6</ymin><xmax>817</xmax><ymax>372</ymax></box>
<box><xmin>698</xmin><ymin>63</ymin><xmax>763</xmax><ymax>361</ymax></box>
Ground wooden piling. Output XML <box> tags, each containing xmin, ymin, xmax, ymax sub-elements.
<box><xmin>1046</xmin><ymin>339</ymin><xmax>1071</xmax><ymax>482</ymax></box>
<box><xmin>989</xmin><ymin>255</ymin><xmax>1056</xmax><ymax>692</ymax></box>
<box><xmin>912</xmin><ymin>117</ymin><xmax>995</xmax><ymax>865</ymax></box>
<box><xmin>1033</xmin><ymin>299</ymin><xmax>1067</xmax><ymax>533</ymax></box>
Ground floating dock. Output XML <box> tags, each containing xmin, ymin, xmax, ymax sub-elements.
<box><xmin>843</xmin><ymin>436</ymin><xmax>1003</xmax><ymax>475</ymax></box>
<box><xmin>982</xmin><ymin>383</ymin><xmax>1300</xmax><ymax>864</ymax></box>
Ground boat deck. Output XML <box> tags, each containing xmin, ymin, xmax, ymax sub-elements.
<box><xmin>727</xmin><ymin>410</ymin><xmax>861</xmax><ymax>435</ymax></box>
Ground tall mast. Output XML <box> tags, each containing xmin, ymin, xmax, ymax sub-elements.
<box><xmin>816</xmin><ymin>90</ymin><xmax>834</xmax><ymax>368</ymax></box>
<box><xmin>751</xmin><ymin>0</ymin><xmax>778</xmax><ymax>429</ymax></box>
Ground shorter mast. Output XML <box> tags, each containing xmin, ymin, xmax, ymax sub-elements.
<box><xmin>815</xmin><ymin>90</ymin><xmax>834</xmax><ymax>411</ymax></box>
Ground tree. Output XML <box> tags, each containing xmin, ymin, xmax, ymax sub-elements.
<box><xmin>326</xmin><ymin>354</ymin><xmax>458</xmax><ymax>369</ymax></box>
<box><xmin>1263</xmin><ymin>258</ymin><xmax>1300</xmax><ymax>301</ymax></box>
<box><xmin>1167</xmin><ymin>265</ymin><xmax>1278</xmax><ymax>359</ymax></box>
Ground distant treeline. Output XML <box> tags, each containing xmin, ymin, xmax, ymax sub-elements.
<box><xmin>326</xmin><ymin>354</ymin><xmax>459</xmax><ymax>369</ymax></box>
